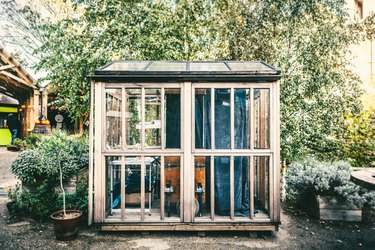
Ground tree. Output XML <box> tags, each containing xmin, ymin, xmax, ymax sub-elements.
<box><xmin>215</xmin><ymin>0</ymin><xmax>363</xmax><ymax>161</ymax></box>
<box><xmin>35</xmin><ymin>0</ymin><xmax>364</xmax><ymax>163</ymax></box>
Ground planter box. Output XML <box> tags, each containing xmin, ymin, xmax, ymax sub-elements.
<box><xmin>298</xmin><ymin>194</ymin><xmax>362</xmax><ymax>222</ymax></box>
<box><xmin>317</xmin><ymin>196</ymin><xmax>362</xmax><ymax>222</ymax></box>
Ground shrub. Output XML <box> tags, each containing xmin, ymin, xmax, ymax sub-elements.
<box><xmin>16</xmin><ymin>180</ymin><xmax>58</xmax><ymax>220</ymax></box>
<box><xmin>24</xmin><ymin>133</ymin><xmax>42</xmax><ymax>149</ymax></box>
<box><xmin>11</xmin><ymin>150</ymin><xmax>46</xmax><ymax>185</ymax></box>
<box><xmin>38</xmin><ymin>130</ymin><xmax>88</xmax><ymax>180</ymax></box>
<box><xmin>10</xmin><ymin>130</ymin><xmax>89</xmax><ymax>220</ymax></box>
<box><xmin>13</xmin><ymin>138</ymin><xmax>27</xmax><ymax>151</ymax></box>
<box><xmin>285</xmin><ymin>158</ymin><xmax>375</xmax><ymax>209</ymax></box>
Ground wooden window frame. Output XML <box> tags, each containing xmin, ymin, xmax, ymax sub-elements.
<box><xmin>90</xmin><ymin>81</ymin><xmax>280</xmax><ymax>225</ymax></box>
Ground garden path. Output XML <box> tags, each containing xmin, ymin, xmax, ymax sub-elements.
<box><xmin>0</xmin><ymin>198</ymin><xmax>374</xmax><ymax>249</ymax></box>
<box><xmin>0</xmin><ymin>147</ymin><xmax>19</xmax><ymax>195</ymax></box>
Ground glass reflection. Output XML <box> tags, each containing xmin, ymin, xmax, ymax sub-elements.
<box><xmin>145</xmin><ymin>89</ymin><xmax>161</xmax><ymax>148</ymax></box>
<box><xmin>125</xmin><ymin>89</ymin><xmax>141</xmax><ymax>149</ymax></box>
<box><xmin>106</xmin><ymin>89</ymin><xmax>122</xmax><ymax>149</ymax></box>
<box><xmin>254</xmin><ymin>89</ymin><xmax>270</xmax><ymax>149</ymax></box>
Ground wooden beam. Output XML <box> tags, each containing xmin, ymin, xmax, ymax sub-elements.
<box><xmin>100</xmin><ymin>224</ymin><xmax>278</xmax><ymax>232</ymax></box>
<box><xmin>0</xmin><ymin>75</ymin><xmax>32</xmax><ymax>92</ymax></box>
<box><xmin>88</xmin><ymin>82</ymin><xmax>94</xmax><ymax>226</ymax></box>
<box><xmin>230</xmin><ymin>156</ymin><xmax>234</xmax><ymax>220</ymax></box>
<box><xmin>210</xmin><ymin>155</ymin><xmax>214</xmax><ymax>221</ymax></box>
<box><xmin>94</xmin><ymin>82</ymin><xmax>103</xmax><ymax>223</ymax></box>
<box><xmin>1</xmin><ymin>70</ymin><xmax>29</xmax><ymax>86</ymax></box>
<box><xmin>160</xmin><ymin>156</ymin><xmax>165</xmax><ymax>220</ymax></box>
<box><xmin>0</xmin><ymin>48</ymin><xmax>34</xmax><ymax>86</ymax></box>
<box><xmin>0</xmin><ymin>64</ymin><xmax>15</xmax><ymax>71</ymax></box>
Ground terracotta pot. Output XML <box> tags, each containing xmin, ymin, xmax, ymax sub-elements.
<box><xmin>51</xmin><ymin>210</ymin><xmax>82</xmax><ymax>241</ymax></box>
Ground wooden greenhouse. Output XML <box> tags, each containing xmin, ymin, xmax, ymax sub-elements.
<box><xmin>88</xmin><ymin>61</ymin><xmax>281</xmax><ymax>232</ymax></box>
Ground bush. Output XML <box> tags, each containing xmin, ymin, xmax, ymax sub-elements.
<box><xmin>16</xmin><ymin>180</ymin><xmax>58</xmax><ymax>220</ymax></box>
<box><xmin>285</xmin><ymin>158</ymin><xmax>375</xmax><ymax>209</ymax></box>
<box><xmin>10</xmin><ymin>130</ymin><xmax>89</xmax><ymax>220</ymax></box>
<box><xmin>11</xmin><ymin>150</ymin><xmax>46</xmax><ymax>185</ymax></box>
<box><xmin>24</xmin><ymin>134</ymin><xmax>42</xmax><ymax>149</ymax></box>
<box><xmin>13</xmin><ymin>138</ymin><xmax>27</xmax><ymax>151</ymax></box>
<box><xmin>38</xmin><ymin>130</ymin><xmax>88</xmax><ymax>180</ymax></box>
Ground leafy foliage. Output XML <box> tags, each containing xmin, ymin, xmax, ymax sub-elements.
<box><xmin>38</xmin><ymin>130</ymin><xmax>88</xmax><ymax>180</ymax></box>
<box><xmin>338</xmin><ymin>110</ymin><xmax>375</xmax><ymax>167</ymax></box>
<box><xmin>286</xmin><ymin>158</ymin><xmax>375</xmax><ymax>209</ymax></box>
<box><xmin>34</xmin><ymin>0</ymin><xmax>364</xmax><ymax>163</ymax></box>
<box><xmin>10</xmin><ymin>131</ymin><xmax>89</xmax><ymax>220</ymax></box>
<box><xmin>11</xmin><ymin>150</ymin><xmax>45</xmax><ymax>185</ymax></box>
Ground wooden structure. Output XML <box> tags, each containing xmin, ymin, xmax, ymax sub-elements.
<box><xmin>89</xmin><ymin>61</ymin><xmax>281</xmax><ymax>232</ymax></box>
<box><xmin>351</xmin><ymin>168</ymin><xmax>375</xmax><ymax>191</ymax></box>
<box><xmin>0</xmin><ymin>46</ymin><xmax>46</xmax><ymax>141</ymax></box>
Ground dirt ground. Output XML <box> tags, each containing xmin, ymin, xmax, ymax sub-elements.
<box><xmin>0</xmin><ymin>147</ymin><xmax>374</xmax><ymax>249</ymax></box>
<box><xmin>0</xmin><ymin>147</ymin><xmax>19</xmax><ymax>195</ymax></box>
<box><xmin>0</xmin><ymin>196</ymin><xmax>373</xmax><ymax>250</ymax></box>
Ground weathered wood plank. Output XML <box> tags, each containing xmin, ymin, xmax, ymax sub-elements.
<box><xmin>101</xmin><ymin>224</ymin><xmax>277</xmax><ymax>232</ymax></box>
<box><xmin>319</xmin><ymin>209</ymin><xmax>362</xmax><ymax>222</ymax></box>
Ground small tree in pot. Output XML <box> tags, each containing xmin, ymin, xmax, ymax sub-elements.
<box><xmin>41</xmin><ymin>131</ymin><xmax>84</xmax><ymax>240</ymax></box>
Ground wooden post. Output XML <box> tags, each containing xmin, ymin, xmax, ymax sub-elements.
<box><xmin>94</xmin><ymin>82</ymin><xmax>103</xmax><ymax>223</ymax></box>
<box><xmin>88</xmin><ymin>81</ymin><xmax>94</xmax><ymax>225</ymax></box>
<box><xmin>183</xmin><ymin>82</ymin><xmax>193</xmax><ymax>222</ymax></box>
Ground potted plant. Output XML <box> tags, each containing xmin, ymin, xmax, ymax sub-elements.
<box><xmin>50</xmin><ymin>156</ymin><xmax>82</xmax><ymax>240</ymax></box>
<box><xmin>47</xmin><ymin>131</ymin><xmax>83</xmax><ymax>241</ymax></box>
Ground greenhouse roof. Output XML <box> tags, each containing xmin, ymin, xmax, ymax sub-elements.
<box><xmin>91</xmin><ymin>61</ymin><xmax>281</xmax><ymax>82</ymax></box>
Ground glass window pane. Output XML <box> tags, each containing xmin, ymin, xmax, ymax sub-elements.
<box><xmin>234</xmin><ymin>89</ymin><xmax>250</xmax><ymax>149</ymax></box>
<box><xmin>165</xmin><ymin>88</ymin><xmax>181</xmax><ymax>149</ymax></box>
<box><xmin>144</xmin><ymin>156</ymin><xmax>160</xmax><ymax>220</ymax></box>
<box><xmin>164</xmin><ymin>156</ymin><xmax>181</xmax><ymax>218</ymax></box>
<box><xmin>227</xmin><ymin>62</ymin><xmax>273</xmax><ymax>72</ymax></box>
<box><xmin>215</xmin><ymin>89</ymin><xmax>231</xmax><ymax>149</ymax></box>
<box><xmin>105</xmin><ymin>89</ymin><xmax>122</xmax><ymax>149</ymax></box>
<box><xmin>234</xmin><ymin>156</ymin><xmax>250</xmax><ymax>217</ymax></box>
<box><xmin>148</xmin><ymin>62</ymin><xmax>186</xmax><ymax>71</ymax></box>
<box><xmin>145</xmin><ymin>89</ymin><xmax>161</xmax><ymax>149</ymax></box>
<box><xmin>254</xmin><ymin>89</ymin><xmax>270</xmax><ymax>149</ymax></box>
<box><xmin>190</xmin><ymin>62</ymin><xmax>229</xmax><ymax>71</ymax></box>
<box><xmin>124</xmin><ymin>156</ymin><xmax>142</xmax><ymax>219</ymax></box>
<box><xmin>125</xmin><ymin>89</ymin><xmax>141</xmax><ymax>149</ymax></box>
<box><xmin>254</xmin><ymin>156</ymin><xmax>270</xmax><ymax>218</ymax></box>
<box><xmin>214</xmin><ymin>156</ymin><xmax>230</xmax><ymax>218</ymax></box>
<box><xmin>194</xmin><ymin>156</ymin><xmax>211</xmax><ymax>218</ymax></box>
<box><xmin>195</xmin><ymin>88</ymin><xmax>211</xmax><ymax>149</ymax></box>
<box><xmin>103</xmin><ymin>61</ymin><xmax>149</xmax><ymax>71</ymax></box>
<box><xmin>106</xmin><ymin>156</ymin><xmax>121</xmax><ymax>219</ymax></box>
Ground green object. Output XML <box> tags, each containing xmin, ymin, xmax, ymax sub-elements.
<box><xmin>0</xmin><ymin>107</ymin><xmax>17</xmax><ymax>113</ymax></box>
<box><xmin>0</xmin><ymin>128</ymin><xmax>11</xmax><ymax>145</ymax></box>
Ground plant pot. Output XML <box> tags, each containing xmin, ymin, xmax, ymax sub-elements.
<box><xmin>51</xmin><ymin>210</ymin><xmax>82</xmax><ymax>241</ymax></box>
<box><xmin>6</xmin><ymin>201</ymin><xmax>16</xmax><ymax>214</ymax></box>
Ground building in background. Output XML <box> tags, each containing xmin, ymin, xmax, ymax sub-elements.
<box><xmin>0</xmin><ymin>46</ymin><xmax>47</xmax><ymax>145</ymax></box>
<box><xmin>347</xmin><ymin>0</ymin><xmax>375</xmax><ymax>109</ymax></box>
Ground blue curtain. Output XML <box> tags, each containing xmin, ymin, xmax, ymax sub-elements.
<box><xmin>195</xmin><ymin>89</ymin><xmax>249</xmax><ymax>216</ymax></box>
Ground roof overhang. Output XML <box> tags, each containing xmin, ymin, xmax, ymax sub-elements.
<box><xmin>89</xmin><ymin>61</ymin><xmax>282</xmax><ymax>82</ymax></box>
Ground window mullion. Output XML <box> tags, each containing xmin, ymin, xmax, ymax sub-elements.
<box><xmin>141</xmin><ymin>88</ymin><xmax>145</xmax><ymax>150</ymax></box>
<box><xmin>161</xmin><ymin>88</ymin><xmax>165</xmax><ymax>150</ymax></box>
<box><xmin>211</xmin><ymin>87</ymin><xmax>215</xmax><ymax>150</ymax></box>
<box><xmin>230</xmin><ymin>87</ymin><xmax>234</xmax><ymax>150</ymax></box>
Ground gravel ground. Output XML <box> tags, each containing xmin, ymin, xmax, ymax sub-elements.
<box><xmin>0</xmin><ymin>197</ymin><xmax>374</xmax><ymax>250</ymax></box>
<box><xmin>0</xmin><ymin>147</ymin><xmax>19</xmax><ymax>195</ymax></box>
<box><xmin>0</xmin><ymin>148</ymin><xmax>374</xmax><ymax>249</ymax></box>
